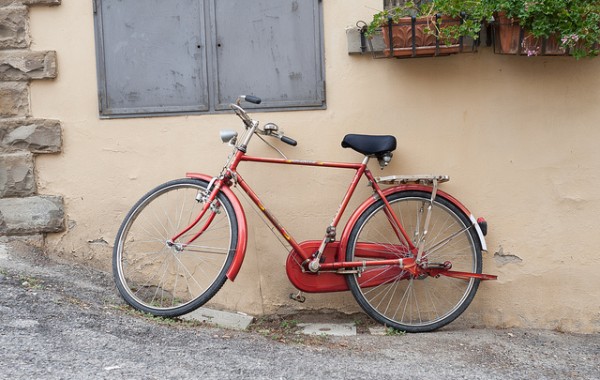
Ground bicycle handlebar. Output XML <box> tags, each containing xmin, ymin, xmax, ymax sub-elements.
<box><xmin>232</xmin><ymin>95</ymin><xmax>298</xmax><ymax>148</ymax></box>
<box><xmin>279</xmin><ymin>135</ymin><xmax>298</xmax><ymax>146</ymax></box>
<box><xmin>244</xmin><ymin>95</ymin><xmax>261</xmax><ymax>104</ymax></box>
<box><xmin>237</xmin><ymin>95</ymin><xmax>261</xmax><ymax>105</ymax></box>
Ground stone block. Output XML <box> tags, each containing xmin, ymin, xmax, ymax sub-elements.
<box><xmin>297</xmin><ymin>323</ymin><xmax>357</xmax><ymax>337</ymax></box>
<box><xmin>0</xmin><ymin>195</ymin><xmax>64</xmax><ymax>234</ymax></box>
<box><xmin>22</xmin><ymin>0</ymin><xmax>61</xmax><ymax>4</ymax></box>
<box><xmin>182</xmin><ymin>307</ymin><xmax>254</xmax><ymax>330</ymax></box>
<box><xmin>0</xmin><ymin>234</ymin><xmax>44</xmax><ymax>261</ymax></box>
<box><xmin>0</xmin><ymin>6</ymin><xmax>29</xmax><ymax>49</ymax></box>
<box><xmin>0</xmin><ymin>0</ymin><xmax>60</xmax><ymax>6</ymax></box>
<box><xmin>0</xmin><ymin>82</ymin><xmax>29</xmax><ymax>118</ymax></box>
<box><xmin>0</xmin><ymin>50</ymin><xmax>57</xmax><ymax>81</ymax></box>
<box><xmin>0</xmin><ymin>118</ymin><xmax>61</xmax><ymax>153</ymax></box>
<box><xmin>0</xmin><ymin>151</ymin><xmax>35</xmax><ymax>198</ymax></box>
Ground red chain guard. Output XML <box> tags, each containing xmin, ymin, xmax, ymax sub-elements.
<box><xmin>286</xmin><ymin>241</ymin><xmax>349</xmax><ymax>293</ymax></box>
<box><xmin>285</xmin><ymin>241</ymin><xmax>411</xmax><ymax>293</ymax></box>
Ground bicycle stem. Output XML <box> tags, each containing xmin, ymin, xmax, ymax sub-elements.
<box><xmin>238</xmin><ymin>120</ymin><xmax>259</xmax><ymax>152</ymax></box>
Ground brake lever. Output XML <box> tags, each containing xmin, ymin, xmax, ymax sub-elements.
<box><xmin>260</xmin><ymin>123</ymin><xmax>297</xmax><ymax>146</ymax></box>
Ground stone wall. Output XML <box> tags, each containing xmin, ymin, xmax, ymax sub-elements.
<box><xmin>0</xmin><ymin>0</ymin><xmax>63</xmax><ymax>250</ymax></box>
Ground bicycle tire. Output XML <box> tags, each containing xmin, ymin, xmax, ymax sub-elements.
<box><xmin>346</xmin><ymin>190</ymin><xmax>482</xmax><ymax>332</ymax></box>
<box><xmin>113</xmin><ymin>178</ymin><xmax>238</xmax><ymax>317</ymax></box>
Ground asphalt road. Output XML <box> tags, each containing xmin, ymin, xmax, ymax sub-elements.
<box><xmin>0</xmin><ymin>247</ymin><xmax>598</xmax><ymax>380</ymax></box>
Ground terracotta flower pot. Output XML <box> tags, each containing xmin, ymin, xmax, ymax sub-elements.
<box><xmin>493</xmin><ymin>13</ymin><xmax>567</xmax><ymax>56</ymax></box>
<box><xmin>381</xmin><ymin>15</ymin><xmax>463</xmax><ymax>58</ymax></box>
<box><xmin>492</xmin><ymin>13</ymin><xmax>521</xmax><ymax>54</ymax></box>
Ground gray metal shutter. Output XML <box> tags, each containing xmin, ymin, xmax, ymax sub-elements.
<box><xmin>213</xmin><ymin>0</ymin><xmax>325</xmax><ymax>110</ymax></box>
<box><xmin>94</xmin><ymin>0</ymin><xmax>325</xmax><ymax>117</ymax></box>
<box><xmin>95</xmin><ymin>0</ymin><xmax>209</xmax><ymax>116</ymax></box>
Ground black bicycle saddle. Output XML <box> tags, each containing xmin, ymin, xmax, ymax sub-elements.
<box><xmin>341</xmin><ymin>134</ymin><xmax>397</xmax><ymax>156</ymax></box>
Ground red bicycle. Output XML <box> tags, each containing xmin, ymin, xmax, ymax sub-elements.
<box><xmin>113</xmin><ymin>96</ymin><xmax>497</xmax><ymax>332</ymax></box>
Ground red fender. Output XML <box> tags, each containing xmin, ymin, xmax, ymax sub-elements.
<box><xmin>337</xmin><ymin>184</ymin><xmax>487</xmax><ymax>262</ymax></box>
<box><xmin>186</xmin><ymin>172</ymin><xmax>247</xmax><ymax>281</ymax></box>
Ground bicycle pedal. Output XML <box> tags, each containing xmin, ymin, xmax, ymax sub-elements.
<box><xmin>289</xmin><ymin>292</ymin><xmax>306</xmax><ymax>303</ymax></box>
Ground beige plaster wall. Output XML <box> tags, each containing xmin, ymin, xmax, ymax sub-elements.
<box><xmin>29</xmin><ymin>1</ymin><xmax>600</xmax><ymax>333</ymax></box>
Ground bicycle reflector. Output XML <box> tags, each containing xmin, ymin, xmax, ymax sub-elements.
<box><xmin>477</xmin><ymin>217</ymin><xmax>488</xmax><ymax>236</ymax></box>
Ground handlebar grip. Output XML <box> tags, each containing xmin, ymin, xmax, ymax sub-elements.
<box><xmin>244</xmin><ymin>95</ymin><xmax>262</xmax><ymax>104</ymax></box>
<box><xmin>280</xmin><ymin>135</ymin><xmax>298</xmax><ymax>146</ymax></box>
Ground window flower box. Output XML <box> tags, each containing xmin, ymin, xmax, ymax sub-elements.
<box><xmin>381</xmin><ymin>15</ymin><xmax>466</xmax><ymax>58</ymax></box>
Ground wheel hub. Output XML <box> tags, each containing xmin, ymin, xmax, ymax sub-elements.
<box><xmin>166</xmin><ymin>240</ymin><xmax>185</xmax><ymax>252</ymax></box>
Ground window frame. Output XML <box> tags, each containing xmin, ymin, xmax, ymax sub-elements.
<box><xmin>93</xmin><ymin>0</ymin><xmax>326</xmax><ymax>119</ymax></box>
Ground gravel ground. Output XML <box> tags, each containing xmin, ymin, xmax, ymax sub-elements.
<box><xmin>0</xmin><ymin>247</ymin><xmax>598</xmax><ymax>380</ymax></box>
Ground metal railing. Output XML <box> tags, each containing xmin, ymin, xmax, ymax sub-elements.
<box><xmin>384</xmin><ymin>0</ymin><xmax>431</xmax><ymax>9</ymax></box>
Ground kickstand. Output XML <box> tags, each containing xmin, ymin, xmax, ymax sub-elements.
<box><xmin>289</xmin><ymin>291</ymin><xmax>306</xmax><ymax>303</ymax></box>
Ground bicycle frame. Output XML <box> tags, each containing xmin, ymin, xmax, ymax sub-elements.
<box><xmin>183</xmin><ymin>156</ymin><xmax>494</xmax><ymax>290</ymax></box>
<box><xmin>185</xmin><ymin>151</ymin><xmax>417</xmax><ymax>269</ymax></box>
<box><xmin>241</xmin><ymin>154</ymin><xmax>416</xmax><ymax>259</ymax></box>
<box><xmin>173</xmin><ymin>100</ymin><xmax>495</xmax><ymax>291</ymax></box>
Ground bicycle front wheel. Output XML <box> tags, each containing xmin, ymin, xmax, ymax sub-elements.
<box><xmin>113</xmin><ymin>178</ymin><xmax>238</xmax><ymax>317</ymax></box>
<box><xmin>346</xmin><ymin>190</ymin><xmax>482</xmax><ymax>332</ymax></box>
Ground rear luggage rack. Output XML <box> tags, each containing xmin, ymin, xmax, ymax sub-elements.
<box><xmin>376</xmin><ymin>175</ymin><xmax>449</xmax><ymax>186</ymax></box>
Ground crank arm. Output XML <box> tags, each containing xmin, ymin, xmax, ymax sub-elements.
<box><xmin>437</xmin><ymin>270</ymin><xmax>498</xmax><ymax>281</ymax></box>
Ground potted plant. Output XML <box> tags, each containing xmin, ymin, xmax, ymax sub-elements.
<box><xmin>488</xmin><ymin>0</ymin><xmax>600</xmax><ymax>58</ymax></box>
<box><xmin>366</xmin><ymin>0</ymin><xmax>492</xmax><ymax>58</ymax></box>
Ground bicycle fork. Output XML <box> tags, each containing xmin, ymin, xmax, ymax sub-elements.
<box><xmin>167</xmin><ymin>179</ymin><xmax>223</xmax><ymax>250</ymax></box>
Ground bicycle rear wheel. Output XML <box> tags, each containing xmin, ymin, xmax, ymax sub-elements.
<box><xmin>346</xmin><ymin>190</ymin><xmax>482</xmax><ymax>332</ymax></box>
<box><xmin>113</xmin><ymin>178</ymin><xmax>238</xmax><ymax>317</ymax></box>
